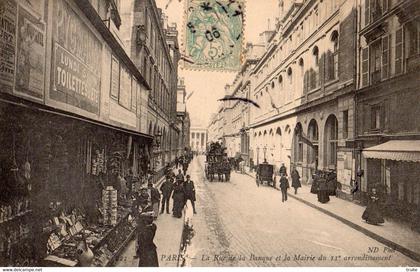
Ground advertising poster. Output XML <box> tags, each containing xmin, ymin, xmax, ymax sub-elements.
<box><xmin>51</xmin><ymin>0</ymin><xmax>102</xmax><ymax>115</ymax></box>
<box><xmin>14</xmin><ymin>5</ymin><xmax>45</xmax><ymax>100</ymax></box>
<box><xmin>0</xmin><ymin>0</ymin><xmax>17</xmax><ymax>92</ymax></box>
<box><xmin>118</xmin><ymin>64</ymin><xmax>131</xmax><ymax>109</ymax></box>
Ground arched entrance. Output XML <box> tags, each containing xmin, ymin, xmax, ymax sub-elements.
<box><xmin>292</xmin><ymin>123</ymin><xmax>303</xmax><ymax>167</ymax></box>
<box><xmin>307</xmin><ymin>119</ymin><xmax>319</xmax><ymax>178</ymax></box>
<box><xmin>324</xmin><ymin>114</ymin><xmax>338</xmax><ymax>170</ymax></box>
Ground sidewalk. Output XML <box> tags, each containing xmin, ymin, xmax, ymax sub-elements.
<box><xmin>243</xmin><ymin>169</ymin><xmax>420</xmax><ymax>263</ymax></box>
<box><xmin>115</xmin><ymin>167</ymin><xmax>185</xmax><ymax>267</ymax></box>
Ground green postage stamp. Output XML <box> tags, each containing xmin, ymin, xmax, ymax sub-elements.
<box><xmin>184</xmin><ymin>0</ymin><xmax>244</xmax><ymax>71</ymax></box>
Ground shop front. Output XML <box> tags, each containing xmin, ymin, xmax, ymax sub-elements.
<box><xmin>363</xmin><ymin>140</ymin><xmax>420</xmax><ymax>230</ymax></box>
<box><xmin>0</xmin><ymin>101</ymin><xmax>152</xmax><ymax>266</ymax></box>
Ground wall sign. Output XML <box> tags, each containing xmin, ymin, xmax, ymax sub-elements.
<box><xmin>0</xmin><ymin>0</ymin><xmax>17</xmax><ymax>92</ymax></box>
<box><xmin>119</xmin><ymin>64</ymin><xmax>131</xmax><ymax>109</ymax></box>
<box><xmin>15</xmin><ymin>6</ymin><xmax>46</xmax><ymax>100</ymax></box>
<box><xmin>51</xmin><ymin>0</ymin><xmax>102</xmax><ymax>114</ymax></box>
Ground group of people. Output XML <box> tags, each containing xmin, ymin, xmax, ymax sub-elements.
<box><xmin>174</xmin><ymin>154</ymin><xmax>192</xmax><ymax>176</ymax></box>
<box><xmin>132</xmin><ymin>156</ymin><xmax>195</xmax><ymax>267</ymax></box>
<box><xmin>161</xmin><ymin>169</ymin><xmax>197</xmax><ymax>217</ymax></box>
<box><xmin>310</xmin><ymin>170</ymin><xmax>337</xmax><ymax>204</ymax></box>
<box><xmin>278</xmin><ymin>163</ymin><xmax>302</xmax><ymax>203</ymax></box>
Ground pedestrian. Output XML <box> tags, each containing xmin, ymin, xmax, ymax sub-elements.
<box><xmin>317</xmin><ymin>174</ymin><xmax>330</xmax><ymax>203</ymax></box>
<box><xmin>182</xmin><ymin>161</ymin><xmax>189</xmax><ymax>176</ymax></box>
<box><xmin>160</xmin><ymin>177</ymin><xmax>174</xmax><ymax>214</ymax></box>
<box><xmin>224</xmin><ymin>159</ymin><xmax>231</xmax><ymax>182</ymax></box>
<box><xmin>183</xmin><ymin>175</ymin><xmax>197</xmax><ymax>214</ymax></box>
<box><xmin>137</xmin><ymin>212</ymin><xmax>159</xmax><ymax>267</ymax></box>
<box><xmin>176</xmin><ymin>169</ymin><xmax>184</xmax><ymax>184</ymax></box>
<box><xmin>172</xmin><ymin>180</ymin><xmax>185</xmax><ymax>218</ymax></box>
<box><xmin>148</xmin><ymin>181</ymin><xmax>161</xmax><ymax>220</ymax></box>
<box><xmin>279</xmin><ymin>163</ymin><xmax>288</xmax><ymax>177</ymax></box>
<box><xmin>291</xmin><ymin>168</ymin><xmax>301</xmax><ymax>195</ymax></box>
<box><xmin>279</xmin><ymin>174</ymin><xmax>289</xmax><ymax>202</ymax></box>
<box><xmin>175</xmin><ymin>157</ymin><xmax>179</xmax><ymax>169</ymax></box>
<box><xmin>310</xmin><ymin>170</ymin><xmax>320</xmax><ymax>194</ymax></box>
<box><xmin>362</xmin><ymin>187</ymin><xmax>385</xmax><ymax>225</ymax></box>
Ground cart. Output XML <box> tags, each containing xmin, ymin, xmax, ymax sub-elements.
<box><xmin>256</xmin><ymin>163</ymin><xmax>276</xmax><ymax>187</ymax></box>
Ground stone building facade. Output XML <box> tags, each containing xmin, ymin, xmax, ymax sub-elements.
<box><xmin>120</xmin><ymin>0</ymin><xmax>180</xmax><ymax>174</ymax></box>
<box><xmin>355</xmin><ymin>0</ymin><xmax>420</xmax><ymax>217</ymax></box>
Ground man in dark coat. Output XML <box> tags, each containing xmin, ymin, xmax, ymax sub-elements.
<box><xmin>279</xmin><ymin>174</ymin><xmax>290</xmax><ymax>202</ymax></box>
<box><xmin>148</xmin><ymin>182</ymin><xmax>161</xmax><ymax>220</ymax></box>
<box><xmin>279</xmin><ymin>163</ymin><xmax>288</xmax><ymax>177</ymax></box>
<box><xmin>183</xmin><ymin>175</ymin><xmax>197</xmax><ymax>214</ymax></box>
<box><xmin>160</xmin><ymin>177</ymin><xmax>174</xmax><ymax>214</ymax></box>
<box><xmin>291</xmin><ymin>168</ymin><xmax>301</xmax><ymax>195</ymax></box>
<box><xmin>176</xmin><ymin>169</ymin><xmax>184</xmax><ymax>184</ymax></box>
<box><xmin>174</xmin><ymin>157</ymin><xmax>179</xmax><ymax>169</ymax></box>
<box><xmin>182</xmin><ymin>161</ymin><xmax>189</xmax><ymax>176</ymax></box>
<box><xmin>137</xmin><ymin>212</ymin><xmax>159</xmax><ymax>267</ymax></box>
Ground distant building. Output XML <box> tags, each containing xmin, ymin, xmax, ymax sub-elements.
<box><xmin>190</xmin><ymin>127</ymin><xmax>208</xmax><ymax>154</ymax></box>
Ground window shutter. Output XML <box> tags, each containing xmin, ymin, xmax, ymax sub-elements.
<box><xmin>381</xmin><ymin>35</ymin><xmax>390</xmax><ymax>79</ymax></box>
<box><xmin>395</xmin><ymin>28</ymin><xmax>404</xmax><ymax>75</ymax></box>
<box><xmin>365</xmin><ymin>0</ymin><xmax>370</xmax><ymax>26</ymax></box>
<box><xmin>361</xmin><ymin>47</ymin><xmax>369</xmax><ymax>86</ymax></box>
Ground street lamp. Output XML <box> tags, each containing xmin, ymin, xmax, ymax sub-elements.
<box><xmin>256</xmin><ymin>147</ymin><xmax>260</xmax><ymax>165</ymax></box>
<box><xmin>263</xmin><ymin>146</ymin><xmax>267</xmax><ymax>161</ymax></box>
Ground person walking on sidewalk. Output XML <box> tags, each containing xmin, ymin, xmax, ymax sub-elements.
<box><xmin>183</xmin><ymin>175</ymin><xmax>197</xmax><ymax>214</ymax></box>
<box><xmin>291</xmin><ymin>168</ymin><xmax>301</xmax><ymax>195</ymax></box>
<box><xmin>182</xmin><ymin>161</ymin><xmax>189</xmax><ymax>176</ymax></box>
<box><xmin>137</xmin><ymin>212</ymin><xmax>159</xmax><ymax>267</ymax></box>
<box><xmin>148</xmin><ymin>181</ymin><xmax>161</xmax><ymax>220</ymax></box>
<box><xmin>175</xmin><ymin>157</ymin><xmax>179</xmax><ymax>169</ymax></box>
<box><xmin>362</xmin><ymin>187</ymin><xmax>385</xmax><ymax>225</ymax></box>
<box><xmin>279</xmin><ymin>163</ymin><xmax>288</xmax><ymax>177</ymax></box>
<box><xmin>176</xmin><ymin>169</ymin><xmax>184</xmax><ymax>184</ymax></box>
<box><xmin>279</xmin><ymin>174</ymin><xmax>290</xmax><ymax>202</ymax></box>
<box><xmin>172</xmin><ymin>180</ymin><xmax>185</xmax><ymax>218</ymax></box>
<box><xmin>160</xmin><ymin>177</ymin><xmax>174</xmax><ymax>214</ymax></box>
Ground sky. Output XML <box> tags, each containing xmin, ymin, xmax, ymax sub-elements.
<box><xmin>156</xmin><ymin>0</ymin><xmax>278</xmax><ymax>127</ymax></box>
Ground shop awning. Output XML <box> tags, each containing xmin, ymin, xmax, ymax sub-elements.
<box><xmin>363</xmin><ymin>140</ymin><xmax>420</xmax><ymax>162</ymax></box>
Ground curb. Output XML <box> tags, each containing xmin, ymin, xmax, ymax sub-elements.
<box><xmin>243</xmin><ymin>171</ymin><xmax>420</xmax><ymax>263</ymax></box>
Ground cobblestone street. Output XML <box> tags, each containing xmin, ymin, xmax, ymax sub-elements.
<box><xmin>180</xmin><ymin>156</ymin><xmax>419</xmax><ymax>267</ymax></box>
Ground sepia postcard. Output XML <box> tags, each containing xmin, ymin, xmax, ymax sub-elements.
<box><xmin>0</xmin><ymin>0</ymin><xmax>419</xmax><ymax>269</ymax></box>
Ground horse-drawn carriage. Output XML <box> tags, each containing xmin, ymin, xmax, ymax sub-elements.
<box><xmin>205</xmin><ymin>142</ymin><xmax>231</xmax><ymax>182</ymax></box>
<box><xmin>256</xmin><ymin>162</ymin><xmax>276</xmax><ymax>187</ymax></box>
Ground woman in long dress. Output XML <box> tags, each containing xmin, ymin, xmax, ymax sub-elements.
<box><xmin>137</xmin><ymin>212</ymin><xmax>159</xmax><ymax>267</ymax></box>
<box><xmin>317</xmin><ymin>175</ymin><xmax>330</xmax><ymax>203</ymax></box>
<box><xmin>291</xmin><ymin>169</ymin><xmax>301</xmax><ymax>195</ymax></box>
<box><xmin>172</xmin><ymin>180</ymin><xmax>185</xmax><ymax>218</ymax></box>
<box><xmin>362</xmin><ymin>188</ymin><xmax>385</xmax><ymax>225</ymax></box>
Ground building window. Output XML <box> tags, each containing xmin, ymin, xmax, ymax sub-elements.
<box><xmin>294</xmin><ymin>124</ymin><xmax>303</xmax><ymax>163</ymax></box>
<box><xmin>311</xmin><ymin>46</ymin><xmax>319</xmax><ymax>89</ymax></box>
<box><xmin>343</xmin><ymin>110</ymin><xmax>349</xmax><ymax>139</ymax></box>
<box><xmin>382</xmin><ymin>35</ymin><xmax>390</xmax><ymax>79</ymax></box>
<box><xmin>325</xmin><ymin>115</ymin><xmax>338</xmax><ymax>169</ymax></box>
<box><xmin>370</xmin><ymin>39</ymin><xmax>381</xmax><ymax>84</ymax></box>
<box><xmin>371</xmin><ymin>105</ymin><xmax>381</xmax><ymax>130</ymax></box>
